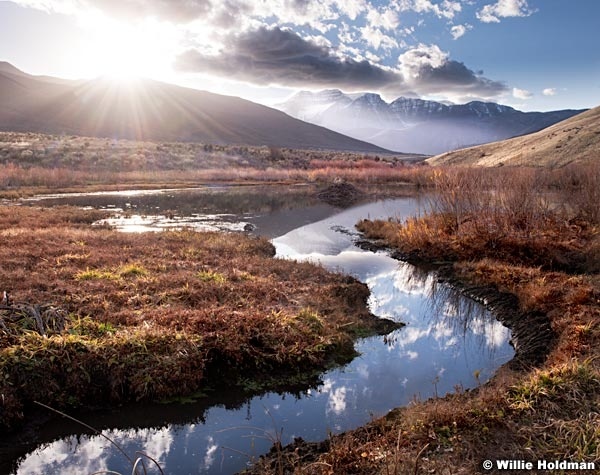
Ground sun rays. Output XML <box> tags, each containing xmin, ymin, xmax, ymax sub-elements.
<box><xmin>76</xmin><ymin>14</ymin><xmax>181</xmax><ymax>83</ymax></box>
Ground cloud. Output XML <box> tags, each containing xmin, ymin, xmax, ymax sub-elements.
<box><xmin>450</xmin><ymin>24</ymin><xmax>471</xmax><ymax>40</ymax></box>
<box><xmin>11</xmin><ymin>0</ymin><xmax>214</xmax><ymax>22</ymax></box>
<box><xmin>365</xmin><ymin>5</ymin><xmax>400</xmax><ymax>30</ymax></box>
<box><xmin>176</xmin><ymin>29</ymin><xmax>508</xmax><ymax>100</ymax></box>
<box><xmin>333</xmin><ymin>0</ymin><xmax>367</xmax><ymax>21</ymax></box>
<box><xmin>512</xmin><ymin>87</ymin><xmax>533</xmax><ymax>99</ymax></box>
<box><xmin>396</xmin><ymin>0</ymin><xmax>462</xmax><ymax>20</ymax></box>
<box><xmin>398</xmin><ymin>44</ymin><xmax>508</xmax><ymax>98</ymax></box>
<box><xmin>399</xmin><ymin>43</ymin><xmax>448</xmax><ymax>79</ymax></box>
<box><xmin>543</xmin><ymin>87</ymin><xmax>557</xmax><ymax>96</ymax></box>
<box><xmin>360</xmin><ymin>26</ymin><xmax>399</xmax><ymax>50</ymax></box>
<box><xmin>175</xmin><ymin>26</ymin><xmax>399</xmax><ymax>90</ymax></box>
<box><xmin>93</xmin><ymin>0</ymin><xmax>211</xmax><ymax>21</ymax></box>
<box><xmin>477</xmin><ymin>0</ymin><xmax>535</xmax><ymax>23</ymax></box>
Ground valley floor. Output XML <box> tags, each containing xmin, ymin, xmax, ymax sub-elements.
<box><xmin>1</xmin><ymin>132</ymin><xmax>599</xmax><ymax>474</ymax></box>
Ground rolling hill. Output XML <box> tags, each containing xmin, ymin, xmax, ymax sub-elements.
<box><xmin>0</xmin><ymin>62</ymin><xmax>391</xmax><ymax>154</ymax></box>
<box><xmin>427</xmin><ymin>105</ymin><xmax>599</xmax><ymax>167</ymax></box>
<box><xmin>278</xmin><ymin>89</ymin><xmax>586</xmax><ymax>155</ymax></box>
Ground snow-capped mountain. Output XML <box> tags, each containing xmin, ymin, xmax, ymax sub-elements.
<box><xmin>277</xmin><ymin>90</ymin><xmax>586</xmax><ymax>155</ymax></box>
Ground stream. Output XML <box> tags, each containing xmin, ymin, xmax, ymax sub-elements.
<box><xmin>4</xmin><ymin>185</ymin><xmax>515</xmax><ymax>475</ymax></box>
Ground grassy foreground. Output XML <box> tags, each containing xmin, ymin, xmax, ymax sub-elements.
<box><xmin>0</xmin><ymin>206</ymin><xmax>397</xmax><ymax>431</ymax></box>
<box><xmin>249</xmin><ymin>165</ymin><xmax>600</xmax><ymax>474</ymax></box>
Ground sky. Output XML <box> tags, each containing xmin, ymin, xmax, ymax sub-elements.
<box><xmin>0</xmin><ymin>0</ymin><xmax>599</xmax><ymax>111</ymax></box>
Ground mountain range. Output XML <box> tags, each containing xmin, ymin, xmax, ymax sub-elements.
<box><xmin>427</xmin><ymin>104</ymin><xmax>600</xmax><ymax>167</ymax></box>
<box><xmin>0</xmin><ymin>62</ymin><xmax>390</xmax><ymax>154</ymax></box>
<box><xmin>277</xmin><ymin>89</ymin><xmax>587</xmax><ymax>155</ymax></box>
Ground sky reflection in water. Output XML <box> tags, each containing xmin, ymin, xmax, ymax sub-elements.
<box><xmin>11</xmin><ymin>195</ymin><xmax>514</xmax><ymax>475</ymax></box>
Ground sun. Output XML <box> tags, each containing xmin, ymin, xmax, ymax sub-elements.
<box><xmin>79</xmin><ymin>16</ymin><xmax>179</xmax><ymax>82</ymax></box>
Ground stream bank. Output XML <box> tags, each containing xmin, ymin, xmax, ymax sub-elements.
<box><xmin>3</xmin><ymin>187</ymin><xmax>515</xmax><ymax>475</ymax></box>
<box><xmin>244</xmin><ymin>196</ymin><xmax>599</xmax><ymax>474</ymax></box>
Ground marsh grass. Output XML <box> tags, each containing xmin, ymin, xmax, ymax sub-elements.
<box><xmin>358</xmin><ymin>164</ymin><xmax>600</xmax><ymax>272</ymax></box>
<box><xmin>0</xmin><ymin>206</ymin><xmax>385</xmax><ymax>430</ymax></box>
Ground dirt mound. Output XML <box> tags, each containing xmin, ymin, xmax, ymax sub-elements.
<box><xmin>317</xmin><ymin>182</ymin><xmax>365</xmax><ymax>207</ymax></box>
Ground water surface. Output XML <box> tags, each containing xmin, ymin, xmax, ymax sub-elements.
<box><xmin>5</xmin><ymin>187</ymin><xmax>514</xmax><ymax>475</ymax></box>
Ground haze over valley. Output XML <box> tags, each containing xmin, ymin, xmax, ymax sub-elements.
<box><xmin>278</xmin><ymin>89</ymin><xmax>585</xmax><ymax>154</ymax></box>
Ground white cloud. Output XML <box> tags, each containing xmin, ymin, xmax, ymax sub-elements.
<box><xmin>327</xmin><ymin>387</ymin><xmax>348</xmax><ymax>415</ymax></box>
<box><xmin>366</xmin><ymin>5</ymin><xmax>401</xmax><ymax>30</ymax></box>
<box><xmin>477</xmin><ymin>0</ymin><xmax>535</xmax><ymax>23</ymax></box>
<box><xmin>365</xmin><ymin>50</ymin><xmax>383</xmax><ymax>63</ymax></box>
<box><xmin>360</xmin><ymin>26</ymin><xmax>399</xmax><ymax>50</ymax></box>
<box><xmin>395</xmin><ymin>0</ymin><xmax>462</xmax><ymax>20</ymax></box>
<box><xmin>203</xmin><ymin>436</ymin><xmax>218</xmax><ymax>470</ymax></box>
<box><xmin>543</xmin><ymin>87</ymin><xmax>557</xmax><ymax>96</ymax></box>
<box><xmin>338</xmin><ymin>21</ymin><xmax>359</xmax><ymax>44</ymax></box>
<box><xmin>450</xmin><ymin>23</ymin><xmax>471</xmax><ymax>40</ymax></box>
<box><xmin>334</xmin><ymin>0</ymin><xmax>367</xmax><ymax>21</ymax></box>
<box><xmin>512</xmin><ymin>87</ymin><xmax>533</xmax><ymax>99</ymax></box>
<box><xmin>398</xmin><ymin>43</ymin><xmax>448</xmax><ymax>80</ymax></box>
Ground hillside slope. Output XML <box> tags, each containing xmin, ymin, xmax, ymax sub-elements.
<box><xmin>0</xmin><ymin>62</ymin><xmax>390</xmax><ymax>154</ymax></box>
<box><xmin>427</xmin><ymin>106</ymin><xmax>599</xmax><ymax>167</ymax></box>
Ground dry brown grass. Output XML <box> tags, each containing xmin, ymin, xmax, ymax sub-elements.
<box><xmin>0</xmin><ymin>206</ymin><xmax>391</xmax><ymax>430</ymax></box>
<box><xmin>358</xmin><ymin>165</ymin><xmax>600</xmax><ymax>273</ymax></box>
<box><xmin>428</xmin><ymin>105</ymin><xmax>600</xmax><ymax>167</ymax></box>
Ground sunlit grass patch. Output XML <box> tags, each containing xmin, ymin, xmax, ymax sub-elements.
<box><xmin>67</xmin><ymin>315</ymin><xmax>117</xmax><ymax>337</ymax></box>
<box><xmin>294</xmin><ymin>308</ymin><xmax>325</xmax><ymax>334</ymax></box>
<box><xmin>75</xmin><ymin>263</ymin><xmax>148</xmax><ymax>281</ymax></box>
<box><xmin>75</xmin><ymin>267</ymin><xmax>120</xmax><ymax>281</ymax></box>
<box><xmin>196</xmin><ymin>270</ymin><xmax>227</xmax><ymax>284</ymax></box>
<box><xmin>117</xmin><ymin>263</ymin><xmax>148</xmax><ymax>278</ymax></box>
<box><xmin>55</xmin><ymin>252</ymin><xmax>90</xmax><ymax>266</ymax></box>
<box><xmin>508</xmin><ymin>360</ymin><xmax>599</xmax><ymax>412</ymax></box>
<box><xmin>507</xmin><ymin>360</ymin><xmax>600</xmax><ymax>460</ymax></box>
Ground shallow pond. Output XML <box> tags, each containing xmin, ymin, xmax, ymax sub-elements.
<box><xmin>5</xmin><ymin>186</ymin><xmax>514</xmax><ymax>475</ymax></box>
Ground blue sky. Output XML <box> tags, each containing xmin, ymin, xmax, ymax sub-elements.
<box><xmin>1</xmin><ymin>0</ymin><xmax>598</xmax><ymax>111</ymax></box>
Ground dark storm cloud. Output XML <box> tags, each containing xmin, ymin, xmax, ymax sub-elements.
<box><xmin>174</xmin><ymin>26</ymin><xmax>400</xmax><ymax>90</ymax></box>
<box><xmin>416</xmin><ymin>60</ymin><xmax>508</xmax><ymax>96</ymax></box>
<box><xmin>175</xmin><ymin>26</ymin><xmax>508</xmax><ymax>99</ymax></box>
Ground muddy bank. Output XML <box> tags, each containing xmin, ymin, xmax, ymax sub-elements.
<box><xmin>357</xmin><ymin>238</ymin><xmax>555</xmax><ymax>370</ymax></box>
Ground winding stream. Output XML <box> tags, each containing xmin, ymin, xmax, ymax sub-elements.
<box><xmin>4</xmin><ymin>186</ymin><xmax>515</xmax><ymax>475</ymax></box>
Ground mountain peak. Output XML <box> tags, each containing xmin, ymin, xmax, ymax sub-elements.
<box><xmin>353</xmin><ymin>92</ymin><xmax>386</xmax><ymax>104</ymax></box>
<box><xmin>462</xmin><ymin>101</ymin><xmax>516</xmax><ymax>116</ymax></box>
<box><xmin>0</xmin><ymin>61</ymin><xmax>27</xmax><ymax>76</ymax></box>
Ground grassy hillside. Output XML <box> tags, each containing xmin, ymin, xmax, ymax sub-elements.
<box><xmin>428</xmin><ymin>106</ymin><xmax>600</xmax><ymax>167</ymax></box>
<box><xmin>0</xmin><ymin>62</ymin><xmax>391</xmax><ymax>153</ymax></box>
